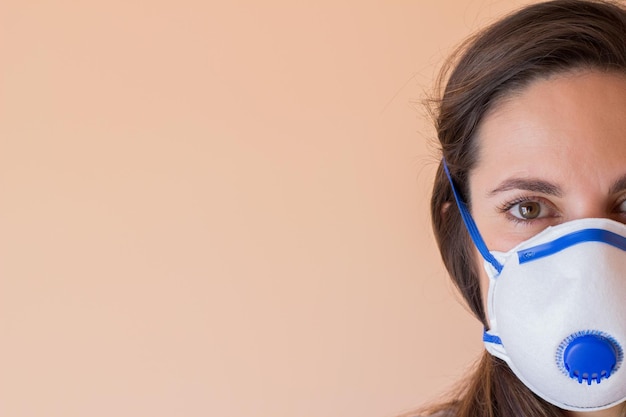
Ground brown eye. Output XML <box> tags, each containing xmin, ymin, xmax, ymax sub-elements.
<box><xmin>516</xmin><ymin>201</ymin><xmax>541</xmax><ymax>219</ymax></box>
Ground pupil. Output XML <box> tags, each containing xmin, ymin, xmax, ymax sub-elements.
<box><xmin>520</xmin><ymin>202</ymin><xmax>540</xmax><ymax>219</ymax></box>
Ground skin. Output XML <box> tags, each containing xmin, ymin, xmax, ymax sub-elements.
<box><xmin>468</xmin><ymin>70</ymin><xmax>626</xmax><ymax>417</ymax></box>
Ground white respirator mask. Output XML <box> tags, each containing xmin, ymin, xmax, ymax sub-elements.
<box><xmin>443</xmin><ymin>160</ymin><xmax>626</xmax><ymax>412</ymax></box>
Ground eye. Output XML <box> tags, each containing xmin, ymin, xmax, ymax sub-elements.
<box><xmin>514</xmin><ymin>201</ymin><xmax>541</xmax><ymax>219</ymax></box>
<box><xmin>615</xmin><ymin>198</ymin><xmax>626</xmax><ymax>215</ymax></box>
<box><xmin>505</xmin><ymin>198</ymin><xmax>556</xmax><ymax>221</ymax></box>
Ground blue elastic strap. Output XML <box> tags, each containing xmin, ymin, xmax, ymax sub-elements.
<box><xmin>483</xmin><ymin>330</ymin><xmax>502</xmax><ymax>345</ymax></box>
<box><xmin>518</xmin><ymin>228</ymin><xmax>626</xmax><ymax>264</ymax></box>
<box><xmin>442</xmin><ymin>159</ymin><xmax>503</xmax><ymax>274</ymax></box>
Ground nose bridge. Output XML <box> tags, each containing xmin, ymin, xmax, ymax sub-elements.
<box><xmin>567</xmin><ymin>189</ymin><xmax>607</xmax><ymax>221</ymax></box>
<box><xmin>571</xmin><ymin>206</ymin><xmax>605</xmax><ymax>221</ymax></box>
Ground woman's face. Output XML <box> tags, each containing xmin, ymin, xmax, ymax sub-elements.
<box><xmin>468</xmin><ymin>70</ymin><xmax>626</xmax><ymax>301</ymax></box>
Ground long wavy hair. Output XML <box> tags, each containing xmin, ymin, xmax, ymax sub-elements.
<box><xmin>422</xmin><ymin>1</ymin><xmax>626</xmax><ymax>416</ymax></box>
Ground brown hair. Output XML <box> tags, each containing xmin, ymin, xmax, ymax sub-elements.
<box><xmin>426</xmin><ymin>1</ymin><xmax>626</xmax><ymax>416</ymax></box>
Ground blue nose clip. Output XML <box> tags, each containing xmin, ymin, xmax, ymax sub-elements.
<box><xmin>562</xmin><ymin>334</ymin><xmax>620</xmax><ymax>385</ymax></box>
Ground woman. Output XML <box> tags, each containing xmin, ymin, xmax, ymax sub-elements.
<box><xmin>422</xmin><ymin>0</ymin><xmax>626</xmax><ymax>416</ymax></box>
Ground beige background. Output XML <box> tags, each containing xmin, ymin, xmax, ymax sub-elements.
<box><xmin>1</xmin><ymin>1</ymin><xmax>536</xmax><ymax>416</ymax></box>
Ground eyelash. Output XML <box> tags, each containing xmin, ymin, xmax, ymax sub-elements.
<box><xmin>613</xmin><ymin>196</ymin><xmax>626</xmax><ymax>215</ymax></box>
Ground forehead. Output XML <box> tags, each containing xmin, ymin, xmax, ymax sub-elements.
<box><xmin>471</xmin><ymin>71</ymin><xmax>626</xmax><ymax>186</ymax></box>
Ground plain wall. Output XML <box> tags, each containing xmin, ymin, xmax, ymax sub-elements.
<box><xmin>1</xmin><ymin>1</ymin><xmax>536</xmax><ymax>416</ymax></box>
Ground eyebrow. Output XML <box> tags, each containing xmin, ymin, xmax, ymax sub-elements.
<box><xmin>487</xmin><ymin>178</ymin><xmax>563</xmax><ymax>197</ymax></box>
